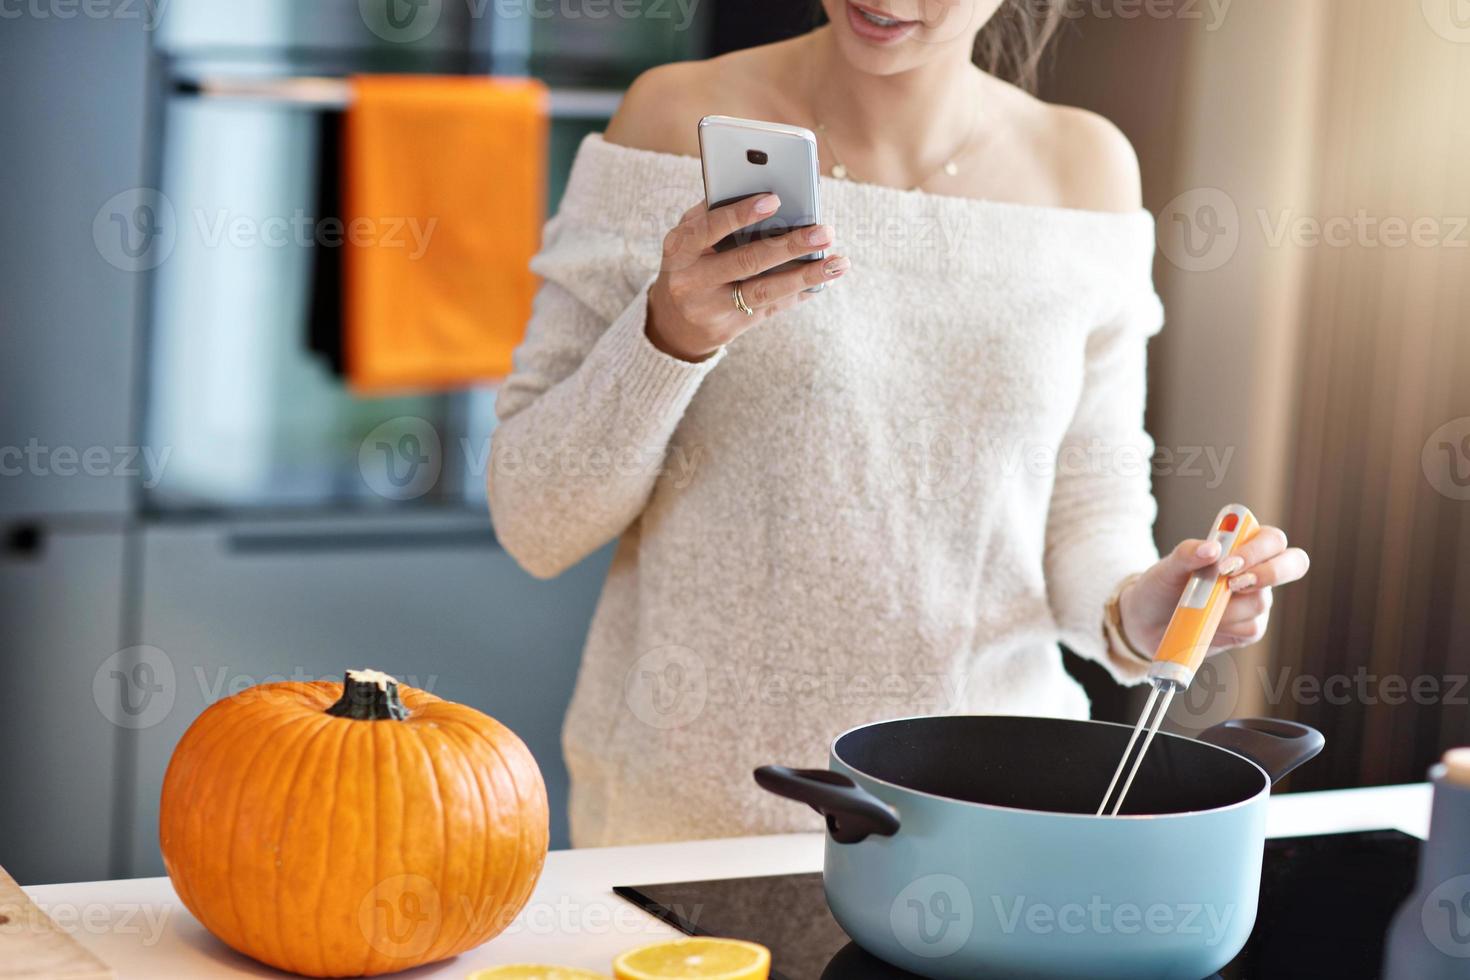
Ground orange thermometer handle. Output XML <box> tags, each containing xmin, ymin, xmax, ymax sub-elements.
<box><xmin>1147</xmin><ymin>504</ymin><xmax>1259</xmax><ymax>690</ymax></box>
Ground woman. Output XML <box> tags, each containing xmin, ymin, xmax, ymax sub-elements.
<box><xmin>488</xmin><ymin>0</ymin><xmax>1310</xmax><ymax>847</ymax></box>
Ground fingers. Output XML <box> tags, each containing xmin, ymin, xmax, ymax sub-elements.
<box><xmin>753</xmin><ymin>281</ymin><xmax>825</xmax><ymax>322</ymax></box>
<box><xmin>660</xmin><ymin>194</ymin><xmax>781</xmax><ymax>275</ymax></box>
<box><xmin>1214</xmin><ymin>614</ymin><xmax>1270</xmax><ymax>646</ymax></box>
<box><xmin>1220</xmin><ymin>586</ymin><xmax>1272</xmax><ymax>623</ymax></box>
<box><xmin>1175</xmin><ymin>537</ymin><xmax>1224</xmax><ymax>567</ymax></box>
<box><xmin>703</xmin><ymin>223</ymin><xmax>836</xmax><ymax>286</ymax></box>
<box><xmin>1213</xmin><ymin>584</ymin><xmax>1275</xmax><ymax>649</ymax></box>
<box><xmin>693</xmin><ymin>193</ymin><xmax>783</xmax><ymax>252</ymax></box>
<box><xmin>738</xmin><ymin>255</ymin><xmax>850</xmax><ymax>311</ymax></box>
<box><xmin>1228</xmin><ymin>547</ymin><xmax>1310</xmax><ymax>593</ymax></box>
<box><xmin>1155</xmin><ymin>538</ymin><xmax>1224</xmax><ymax>588</ymax></box>
<box><xmin>1194</xmin><ymin>524</ymin><xmax>1306</xmax><ymax>653</ymax></box>
<box><xmin>1218</xmin><ymin>524</ymin><xmax>1288</xmax><ymax>576</ymax></box>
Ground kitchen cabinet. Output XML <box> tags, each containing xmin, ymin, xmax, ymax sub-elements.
<box><xmin>0</xmin><ymin>528</ymin><xmax>128</xmax><ymax>885</ymax></box>
<box><xmin>0</xmin><ymin>7</ymin><xmax>149</xmax><ymax>519</ymax></box>
<box><xmin>125</xmin><ymin>515</ymin><xmax>610</xmax><ymax>875</ymax></box>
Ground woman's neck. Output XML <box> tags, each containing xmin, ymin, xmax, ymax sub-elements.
<box><xmin>803</xmin><ymin>26</ymin><xmax>986</xmax><ymax>184</ymax></box>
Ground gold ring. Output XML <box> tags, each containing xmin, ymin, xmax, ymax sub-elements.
<box><xmin>732</xmin><ymin>283</ymin><xmax>755</xmax><ymax>316</ymax></box>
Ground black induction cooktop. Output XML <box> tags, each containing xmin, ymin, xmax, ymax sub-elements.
<box><xmin>614</xmin><ymin>830</ymin><xmax>1419</xmax><ymax>980</ymax></box>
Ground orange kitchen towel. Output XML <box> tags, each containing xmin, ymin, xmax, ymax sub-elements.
<box><xmin>344</xmin><ymin>75</ymin><xmax>548</xmax><ymax>394</ymax></box>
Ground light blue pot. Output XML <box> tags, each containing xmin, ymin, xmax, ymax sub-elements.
<box><xmin>758</xmin><ymin>715</ymin><xmax>1323</xmax><ymax>980</ymax></box>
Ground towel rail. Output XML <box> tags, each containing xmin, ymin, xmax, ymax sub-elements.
<box><xmin>177</xmin><ymin>76</ymin><xmax>623</xmax><ymax>120</ymax></box>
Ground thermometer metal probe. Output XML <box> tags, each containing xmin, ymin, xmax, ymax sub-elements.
<box><xmin>1096</xmin><ymin>504</ymin><xmax>1260</xmax><ymax>816</ymax></box>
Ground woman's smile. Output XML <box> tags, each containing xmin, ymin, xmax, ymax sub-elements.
<box><xmin>845</xmin><ymin>1</ymin><xmax>922</xmax><ymax>44</ymax></box>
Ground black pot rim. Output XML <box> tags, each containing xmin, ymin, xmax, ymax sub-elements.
<box><xmin>828</xmin><ymin>713</ymin><xmax>1272</xmax><ymax>823</ymax></box>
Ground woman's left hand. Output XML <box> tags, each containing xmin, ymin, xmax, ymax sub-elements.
<box><xmin>1117</xmin><ymin>526</ymin><xmax>1311</xmax><ymax>657</ymax></box>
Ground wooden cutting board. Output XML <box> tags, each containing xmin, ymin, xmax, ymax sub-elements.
<box><xmin>0</xmin><ymin>865</ymin><xmax>114</xmax><ymax>979</ymax></box>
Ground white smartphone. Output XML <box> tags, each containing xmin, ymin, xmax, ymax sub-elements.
<box><xmin>698</xmin><ymin>114</ymin><xmax>826</xmax><ymax>291</ymax></box>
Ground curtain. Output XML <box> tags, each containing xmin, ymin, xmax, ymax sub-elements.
<box><xmin>1277</xmin><ymin>0</ymin><xmax>1470</xmax><ymax>788</ymax></box>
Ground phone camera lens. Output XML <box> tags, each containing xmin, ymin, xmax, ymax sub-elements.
<box><xmin>746</xmin><ymin>149</ymin><xmax>769</xmax><ymax>166</ymax></box>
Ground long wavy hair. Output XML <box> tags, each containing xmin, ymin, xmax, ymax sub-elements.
<box><xmin>813</xmin><ymin>0</ymin><xmax>1071</xmax><ymax>92</ymax></box>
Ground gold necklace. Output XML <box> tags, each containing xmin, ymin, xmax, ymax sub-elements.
<box><xmin>805</xmin><ymin>33</ymin><xmax>985</xmax><ymax>192</ymax></box>
<box><xmin>812</xmin><ymin>93</ymin><xmax>982</xmax><ymax>191</ymax></box>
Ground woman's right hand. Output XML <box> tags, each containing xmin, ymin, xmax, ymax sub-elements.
<box><xmin>645</xmin><ymin>193</ymin><xmax>850</xmax><ymax>362</ymax></box>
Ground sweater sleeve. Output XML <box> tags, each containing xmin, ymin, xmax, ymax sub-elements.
<box><xmin>488</xmin><ymin>212</ymin><xmax>725</xmax><ymax>579</ymax></box>
<box><xmin>1044</xmin><ymin>287</ymin><xmax>1165</xmax><ymax>684</ymax></box>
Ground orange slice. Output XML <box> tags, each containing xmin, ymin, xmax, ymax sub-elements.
<box><xmin>612</xmin><ymin>938</ymin><xmax>771</xmax><ymax>980</ymax></box>
<box><xmin>467</xmin><ymin>967</ymin><xmax>610</xmax><ymax>980</ymax></box>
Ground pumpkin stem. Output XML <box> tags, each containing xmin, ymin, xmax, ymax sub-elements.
<box><xmin>326</xmin><ymin>669</ymin><xmax>409</xmax><ymax>721</ymax></box>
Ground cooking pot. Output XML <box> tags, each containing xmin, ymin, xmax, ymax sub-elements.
<box><xmin>756</xmin><ymin>715</ymin><xmax>1323</xmax><ymax>980</ymax></box>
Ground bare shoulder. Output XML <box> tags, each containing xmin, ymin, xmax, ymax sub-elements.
<box><xmin>603</xmin><ymin>40</ymin><xmax>802</xmax><ymax>159</ymax></box>
<box><xmin>1043</xmin><ymin>103</ymin><xmax>1143</xmax><ymax>214</ymax></box>
<box><xmin>602</xmin><ymin>60</ymin><xmax>711</xmax><ymax>158</ymax></box>
<box><xmin>986</xmin><ymin>79</ymin><xmax>1143</xmax><ymax>214</ymax></box>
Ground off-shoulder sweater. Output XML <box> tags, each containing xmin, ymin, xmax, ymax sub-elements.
<box><xmin>489</xmin><ymin>134</ymin><xmax>1164</xmax><ymax>847</ymax></box>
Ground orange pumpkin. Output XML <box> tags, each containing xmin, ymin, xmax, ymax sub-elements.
<box><xmin>160</xmin><ymin>669</ymin><xmax>549</xmax><ymax>977</ymax></box>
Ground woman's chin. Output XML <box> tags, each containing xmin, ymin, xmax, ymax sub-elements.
<box><xmin>828</xmin><ymin>25</ymin><xmax>927</xmax><ymax>77</ymax></box>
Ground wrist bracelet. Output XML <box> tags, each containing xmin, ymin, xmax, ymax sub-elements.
<box><xmin>1104</xmin><ymin>573</ymin><xmax>1153</xmax><ymax>664</ymax></box>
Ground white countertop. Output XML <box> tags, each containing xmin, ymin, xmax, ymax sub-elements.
<box><xmin>21</xmin><ymin>784</ymin><xmax>1432</xmax><ymax>979</ymax></box>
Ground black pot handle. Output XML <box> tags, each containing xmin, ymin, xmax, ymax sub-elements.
<box><xmin>754</xmin><ymin>766</ymin><xmax>901</xmax><ymax>844</ymax></box>
<box><xmin>1198</xmin><ymin>718</ymin><xmax>1325</xmax><ymax>784</ymax></box>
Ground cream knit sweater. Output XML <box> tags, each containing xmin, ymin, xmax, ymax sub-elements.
<box><xmin>489</xmin><ymin>134</ymin><xmax>1164</xmax><ymax>847</ymax></box>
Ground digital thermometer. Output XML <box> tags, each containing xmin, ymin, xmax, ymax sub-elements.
<box><xmin>1097</xmin><ymin>504</ymin><xmax>1260</xmax><ymax>816</ymax></box>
